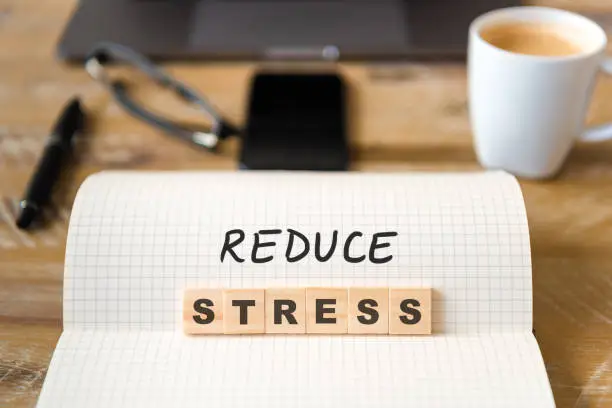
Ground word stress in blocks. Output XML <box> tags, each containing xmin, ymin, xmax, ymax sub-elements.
<box><xmin>184</xmin><ymin>287</ymin><xmax>432</xmax><ymax>335</ymax></box>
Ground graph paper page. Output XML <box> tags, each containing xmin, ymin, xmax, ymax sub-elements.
<box><xmin>37</xmin><ymin>171</ymin><xmax>555</xmax><ymax>407</ymax></box>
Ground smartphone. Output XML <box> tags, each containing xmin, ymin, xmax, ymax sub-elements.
<box><xmin>240</xmin><ymin>72</ymin><xmax>349</xmax><ymax>170</ymax></box>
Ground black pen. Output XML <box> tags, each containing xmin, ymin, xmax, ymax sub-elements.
<box><xmin>16</xmin><ymin>97</ymin><xmax>86</xmax><ymax>229</ymax></box>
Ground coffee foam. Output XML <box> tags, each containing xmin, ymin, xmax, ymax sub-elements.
<box><xmin>480</xmin><ymin>21</ymin><xmax>585</xmax><ymax>57</ymax></box>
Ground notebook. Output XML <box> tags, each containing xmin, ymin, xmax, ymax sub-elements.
<box><xmin>37</xmin><ymin>171</ymin><xmax>556</xmax><ymax>407</ymax></box>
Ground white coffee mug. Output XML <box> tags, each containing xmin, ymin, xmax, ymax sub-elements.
<box><xmin>469</xmin><ymin>7</ymin><xmax>612</xmax><ymax>179</ymax></box>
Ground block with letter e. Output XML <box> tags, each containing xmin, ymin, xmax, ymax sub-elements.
<box><xmin>306</xmin><ymin>287</ymin><xmax>348</xmax><ymax>334</ymax></box>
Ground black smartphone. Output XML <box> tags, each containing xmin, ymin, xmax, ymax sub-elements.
<box><xmin>240</xmin><ymin>72</ymin><xmax>349</xmax><ymax>170</ymax></box>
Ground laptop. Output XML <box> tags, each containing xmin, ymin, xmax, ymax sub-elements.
<box><xmin>58</xmin><ymin>0</ymin><xmax>520</xmax><ymax>61</ymax></box>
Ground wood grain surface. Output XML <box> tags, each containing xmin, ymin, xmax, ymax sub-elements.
<box><xmin>1</xmin><ymin>0</ymin><xmax>612</xmax><ymax>407</ymax></box>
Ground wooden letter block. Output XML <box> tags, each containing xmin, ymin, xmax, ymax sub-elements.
<box><xmin>389</xmin><ymin>288</ymin><xmax>432</xmax><ymax>335</ymax></box>
<box><xmin>223</xmin><ymin>289</ymin><xmax>265</xmax><ymax>334</ymax></box>
<box><xmin>306</xmin><ymin>287</ymin><xmax>348</xmax><ymax>334</ymax></box>
<box><xmin>265</xmin><ymin>288</ymin><xmax>306</xmax><ymax>334</ymax></box>
<box><xmin>183</xmin><ymin>288</ymin><xmax>224</xmax><ymax>334</ymax></box>
<box><xmin>348</xmin><ymin>287</ymin><xmax>389</xmax><ymax>334</ymax></box>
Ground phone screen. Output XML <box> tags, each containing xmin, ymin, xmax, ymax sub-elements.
<box><xmin>240</xmin><ymin>73</ymin><xmax>349</xmax><ymax>170</ymax></box>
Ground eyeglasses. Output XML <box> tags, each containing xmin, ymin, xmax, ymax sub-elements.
<box><xmin>85</xmin><ymin>42</ymin><xmax>240</xmax><ymax>151</ymax></box>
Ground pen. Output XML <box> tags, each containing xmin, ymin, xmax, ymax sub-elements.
<box><xmin>16</xmin><ymin>97</ymin><xmax>86</xmax><ymax>229</ymax></box>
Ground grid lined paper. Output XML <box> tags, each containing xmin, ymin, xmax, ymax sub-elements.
<box><xmin>37</xmin><ymin>171</ymin><xmax>555</xmax><ymax>408</ymax></box>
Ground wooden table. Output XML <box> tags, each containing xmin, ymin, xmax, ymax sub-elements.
<box><xmin>2</xmin><ymin>0</ymin><xmax>612</xmax><ymax>406</ymax></box>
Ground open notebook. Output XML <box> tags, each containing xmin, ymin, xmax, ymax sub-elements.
<box><xmin>37</xmin><ymin>171</ymin><xmax>555</xmax><ymax>407</ymax></box>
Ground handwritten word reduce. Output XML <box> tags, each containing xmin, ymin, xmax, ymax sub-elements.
<box><xmin>220</xmin><ymin>229</ymin><xmax>399</xmax><ymax>264</ymax></box>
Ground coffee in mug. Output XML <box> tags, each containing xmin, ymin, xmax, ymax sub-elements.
<box><xmin>480</xmin><ymin>22</ymin><xmax>583</xmax><ymax>57</ymax></box>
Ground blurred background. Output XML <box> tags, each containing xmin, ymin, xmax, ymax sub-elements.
<box><xmin>1</xmin><ymin>1</ymin><xmax>612</xmax><ymax>407</ymax></box>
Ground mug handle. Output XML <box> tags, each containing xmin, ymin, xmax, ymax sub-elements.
<box><xmin>581</xmin><ymin>57</ymin><xmax>612</xmax><ymax>142</ymax></box>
